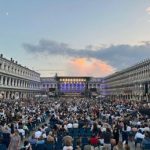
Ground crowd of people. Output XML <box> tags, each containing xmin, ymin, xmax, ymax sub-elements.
<box><xmin>0</xmin><ymin>96</ymin><xmax>150</xmax><ymax>150</ymax></box>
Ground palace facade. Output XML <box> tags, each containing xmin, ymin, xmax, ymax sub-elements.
<box><xmin>0</xmin><ymin>54</ymin><xmax>41</xmax><ymax>99</ymax></box>
<box><xmin>102</xmin><ymin>59</ymin><xmax>150</xmax><ymax>101</ymax></box>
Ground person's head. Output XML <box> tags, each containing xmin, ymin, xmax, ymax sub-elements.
<box><xmin>49</xmin><ymin>131</ymin><xmax>53</xmax><ymax>136</ymax></box>
<box><xmin>38</xmin><ymin>136</ymin><xmax>44</xmax><ymax>141</ymax></box>
<box><xmin>106</xmin><ymin>127</ymin><xmax>111</xmax><ymax>132</ymax></box>
<box><xmin>24</xmin><ymin>140</ymin><xmax>29</xmax><ymax>146</ymax></box>
<box><xmin>14</xmin><ymin>129</ymin><xmax>19</xmax><ymax>136</ymax></box>
<box><xmin>65</xmin><ymin>138</ymin><xmax>72</xmax><ymax>146</ymax></box>
<box><xmin>76</xmin><ymin>139</ymin><xmax>81</xmax><ymax>146</ymax></box>
<box><xmin>31</xmin><ymin>134</ymin><xmax>35</xmax><ymax>139</ymax></box>
<box><xmin>124</xmin><ymin>144</ymin><xmax>130</xmax><ymax>150</ymax></box>
<box><xmin>24</xmin><ymin>140</ymin><xmax>31</xmax><ymax>150</ymax></box>
<box><xmin>145</xmin><ymin>131</ymin><xmax>150</xmax><ymax>138</ymax></box>
<box><xmin>117</xmin><ymin>141</ymin><xmax>123</xmax><ymax>148</ymax></box>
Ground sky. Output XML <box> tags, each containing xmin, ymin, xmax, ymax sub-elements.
<box><xmin>0</xmin><ymin>0</ymin><xmax>150</xmax><ymax>77</ymax></box>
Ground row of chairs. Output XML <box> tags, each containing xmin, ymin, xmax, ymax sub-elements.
<box><xmin>0</xmin><ymin>144</ymin><xmax>7</xmax><ymax>150</ymax></box>
<box><xmin>142</xmin><ymin>143</ymin><xmax>150</xmax><ymax>150</ymax></box>
<box><xmin>0</xmin><ymin>132</ymin><xmax>10</xmax><ymax>148</ymax></box>
<box><xmin>67</xmin><ymin>128</ymin><xmax>93</xmax><ymax>137</ymax></box>
<box><xmin>135</xmin><ymin>138</ymin><xmax>150</xmax><ymax>150</ymax></box>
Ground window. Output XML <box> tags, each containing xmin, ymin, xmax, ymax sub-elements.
<box><xmin>3</xmin><ymin>77</ymin><xmax>5</xmax><ymax>85</ymax></box>
<box><xmin>4</xmin><ymin>64</ymin><xmax>6</xmax><ymax>70</ymax></box>
<box><xmin>8</xmin><ymin>66</ymin><xmax>10</xmax><ymax>71</ymax></box>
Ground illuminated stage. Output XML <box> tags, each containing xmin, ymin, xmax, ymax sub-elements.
<box><xmin>56</xmin><ymin>76</ymin><xmax>90</xmax><ymax>95</ymax></box>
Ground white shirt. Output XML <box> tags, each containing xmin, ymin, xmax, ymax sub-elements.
<box><xmin>63</xmin><ymin>146</ymin><xmax>73</xmax><ymax>150</ymax></box>
<box><xmin>67</xmin><ymin>123</ymin><xmax>73</xmax><ymax>128</ymax></box>
<box><xmin>127</xmin><ymin>126</ymin><xmax>131</xmax><ymax>132</ymax></box>
<box><xmin>18</xmin><ymin>129</ymin><xmax>25</xmax><ymax>136</ymax></box>
<box><xmin>139</xmin><ymin>128</ymin><xmax>145</xmax><ymax>133</ymax></box>
<box><xmin>144</xmin><ymin>127</ymin><xmax>150</xmax><ymax>132</ymax></box>
<box><xmin>137</xmin><ymin>121</ymin><xmax>141</xmax><ymax>126</ymax></box>
<box><xmin>134</xmin><ymin>132</ymin><xmax>144</xmax><ymax>140</ymax></box>
<box><xmin>35</xmin><ymin>131</ymin><xmax>42</xmax><ymax>139</ymax></box>
<box><xmin>73</xmin><ymin>123</ymin><xmax>79</xmax><ymax>128</ymax></box>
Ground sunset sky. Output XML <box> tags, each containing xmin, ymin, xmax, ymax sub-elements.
<box><xmin>0</xmin><ymin>0</ymin><xmax>150</xmax><ymax>77</ymax></box>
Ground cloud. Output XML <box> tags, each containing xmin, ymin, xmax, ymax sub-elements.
<box><xmin>23</xmin><ymin>39</ymin><xmax>150</xmax><ymax>70</ymax></box>
<box><xmin>67</xmin><ymin>58</ymin><xmax>115</xmax><ymax>77</ymax></box>
<box><xmin>146</xmin><ymin>7</ymin><xmax>150</xmax><ymax>15</ymax></box>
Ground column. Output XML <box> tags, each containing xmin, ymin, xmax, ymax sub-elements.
<box><xmin>12</xmin><ymin>78</ymin><xmax>14</xmax><ymax>87</ymax></box>
<box><xmin>9</xmin><ymin>77</ymin><xmax>11</xmax><ymax>86</ymax></box>
<box><xmin>18</xmin><ymin>80</ymin><xmax>20</xmax><ymax>87</ymax></box>
<box><xmin>22</xmin><ymin>80</ymin><xmax>24</xmax><ymax>87</ymax></box>
<box><xmin>20</xmin><ymin>80</ymin><xmax>22</xmax><ymax>87</ymax></box>
<box><xmin>7</xmin><ymin>91</ymin><xmax>10</xmax><ymax>99</ymax></box>
<box><xmin>15</xmin><ymin>79</ymin><xmax>18</xmax><ymax>87</ymax></box>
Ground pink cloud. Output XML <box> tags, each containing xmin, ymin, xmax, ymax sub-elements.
<box><xmin>146</xmin><ymin>7</ymin><xmax>150</xmax><ymax>14</ymax></box>
<box><xmin>67</xmin><ymin>58</ymin><xmax>115</xmax><ymax>77</ymax></box>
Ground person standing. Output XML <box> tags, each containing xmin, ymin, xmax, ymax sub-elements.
<box><xmin>102</xmin><ymin>128</ymin><xmax>112</xmax><ymax>150</ymax></box>
<box><xmin>8</xmin><ymin>130</ymin><xmax>21</xmax><ymax>150</ymax></box>
<box><xmin>113</xmin><ymin>126</ymin><xmax>119</xmax><ymax>145</ymax></box>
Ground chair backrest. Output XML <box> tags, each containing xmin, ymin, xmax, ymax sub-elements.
<box><xmin>36</xmin><ymin>143</ymin><xmax>45</xmax><ymax>150</ymax></box>
<box><xmin>135</xmin><ymin>138</ymin><xmax>143</xmax><ymax>143</ymax></box>
<box><xmin>72</xmin><ymin>128</ymin><xmax>79</xmax><ymax>137</ymax></box>
<box><xmin>79</xmin><ymin>128</ymin><xmax>85</xmax><ymax>136</ymax></box>
<box><xmin>45</xmin><ymin>143</ymin><xmax>54</xmax><ymax>150</ymax></box>
<box><xmin>0</xmin><ymin>144</ymin><xmax>7</xmax><ymax>150</ymax></box>
<box><xmin>82</xmin><ymin>137</ymin><xmax>88</xmax><ymax>144</ymax></box>
<box><xmin>31</xmin><ymin>144</ymin><xmax>36</xmax><ymax>150</ymax></box>
<box><xmin>2</xmin><ymin>133</ymin><xmax>10</xmax><ymax>139</ymax></box>
<box><xmin>86</xmin><ymin>128</ymin><xmax>92</xmax><ymax>137</ymax></box>
<box><xmin>142</xmin><ymin>143</ymin><xmax>150</xmax><ymax>150</ymax></box>
<box><xmin>2</xmin><ymin>133</ymin><xmax>10</xmax><ymax>148</ymax></box>
<box><xmin>55</xmin><ymin>141</ymin><xmax>63</xmax><ymax>150</ymax></box>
